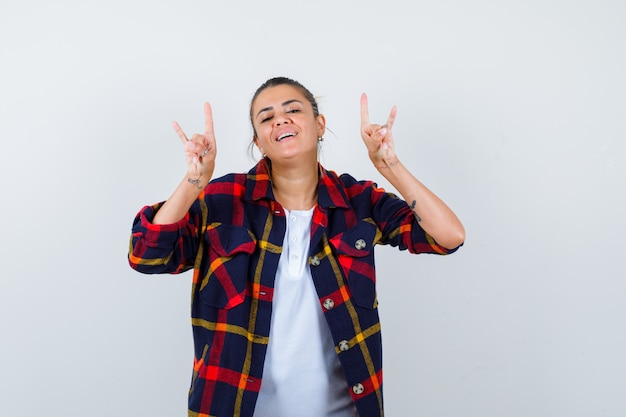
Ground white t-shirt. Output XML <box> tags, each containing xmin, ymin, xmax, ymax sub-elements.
<box><xmin>254</xmin><ymin>208</ymin><xmax>358</xmax><ymax>417</ymax></box>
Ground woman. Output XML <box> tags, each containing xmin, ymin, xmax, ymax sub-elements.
<box><xmin>128</xmin><ymin>77</ymin><xmax>465</xmax><ymax>417</ymax></box>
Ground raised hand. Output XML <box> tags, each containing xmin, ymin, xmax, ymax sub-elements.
<box><xmin>172</xmin><ymin>102</ymin><xmax>217</xmax><ymax>184</ymax></box>
<box><xmin>360</xmin><ymin>93</ymin><xmax>398</xmax><ymax>168</ymax></box>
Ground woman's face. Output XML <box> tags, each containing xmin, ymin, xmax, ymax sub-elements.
<box><xmin>251</xmin><ymin>84</ymin><xmax>325</xmax><ymax>163</ymax></box>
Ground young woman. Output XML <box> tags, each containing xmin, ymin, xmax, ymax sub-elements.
<box><xmin>128</xmin><ymin>77</ymin><xmax>465</xmax><ymax>417</ymax></box>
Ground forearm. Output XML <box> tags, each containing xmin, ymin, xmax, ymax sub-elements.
<box><xmin>153</xmin><ymin>174</ymin><xmax>211</xmax><ymax>224</ymax></box>
<box><xmin>376</xmin><ymin>158</ymin><xmax>465</xmax><ymax>249</ymax></box>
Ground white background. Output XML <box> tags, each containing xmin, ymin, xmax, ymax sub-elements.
<box><xmin>1</xmin><ymin>1</ymin><xmax>625</xmax><ymax>416</ymax></box>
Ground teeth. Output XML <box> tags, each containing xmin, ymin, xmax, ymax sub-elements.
<box><xmin>277</xmin><ymin>132</ymin><xmax>295</xmax><ymax>141</ymax></box>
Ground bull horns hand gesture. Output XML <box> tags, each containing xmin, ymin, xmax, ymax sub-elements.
<box><xmin>172</xmin><ymin>102</ymin><xmax>217</xmax><ymax>189</ymax></box>
<box><xmin>360</xmin><ymin>93</ymin><xmax>398</xmax><ymax>169</ymax></box>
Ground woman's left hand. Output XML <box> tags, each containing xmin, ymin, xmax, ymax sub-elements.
<box><xmin>360</xmin><ymin>93</ymin><xmax>398</xmax><ymax>169</ymax></box>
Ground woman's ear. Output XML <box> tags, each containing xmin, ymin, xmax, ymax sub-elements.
<box><xmin>317</xmin><ymin>114</ymin><xmax>326</xmax><ymax>138</ymax></box>
<box><xmin>253</xmin><ymin>136</ymin><xmax>264</xmax><ymax>156</ymax></box>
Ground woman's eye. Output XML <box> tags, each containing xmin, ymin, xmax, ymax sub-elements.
<box><xmin>260</xmin><ymin>116</ymin><xmax>272</xmax><ymax>123</ymax></box>
<box><xmin>287</xmin><ymin>109</ymin><xmax>300</xmax><ymax>114</ymax></box>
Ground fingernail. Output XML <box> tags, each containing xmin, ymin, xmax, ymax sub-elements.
<box><xmin>380</xmin><ymin>128</ymin><xmax>387</xmax><ymax>136</ymax></box>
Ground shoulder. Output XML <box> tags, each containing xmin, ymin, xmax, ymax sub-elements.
<box><xmin>317</xmin><ymin>167</ymin><xmax>396</xmax><ymax>213</ymax></box>
<box><xmin>324</xmin><ymin>168</ymin><xmax>381</xmax><ymax>196</ymax></box>
<box><xmin>204</xmin><ymin>172</ymin><xmax>247</xmax><ymax>197</ymax></box>
<box><xmin>208</xmin><ymin>171</ymin><xmax>247</xmax><ymax>184</ymax></box>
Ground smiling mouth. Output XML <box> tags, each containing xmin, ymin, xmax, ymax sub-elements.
<box><xmin>276</xmin><ymin>132</ymin><xmax>297</xmax><ymax>142</ymax></box>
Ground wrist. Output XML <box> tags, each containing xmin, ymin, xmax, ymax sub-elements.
<box><xmin>187</xmin><ymin>176</ymin><xmax>204</xmax><ymax>189</ymax></box>
<box><xmin>375</xmin><ymin>157</ymin><xmax>400</xmax><ymax>170</ymax></box>
<box><xmin>186</xmin><ymin>171</ymin><xmax>211</xmax><ymax>190</ymax></box>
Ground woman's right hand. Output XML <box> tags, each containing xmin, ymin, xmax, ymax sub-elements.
<box><xmin>152</xmin><ymin>102</ymin><xmax>217</xmax><ymax>225</ymax></box>
<box><xmin>172</xmin><ymin>102</ymin><xmax>217</xmax><ymax>186</ymax></box>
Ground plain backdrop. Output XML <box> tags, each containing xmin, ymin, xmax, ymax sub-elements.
<box><xmin>1</xmin><ymin>1</ymin><xmax>625</xmax><ymax>416</ymax></box>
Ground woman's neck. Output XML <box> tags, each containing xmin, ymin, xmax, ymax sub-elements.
<box><xmin>269</xmin><ymin>160</ymin><xmax>319</xmax><ymax>211</ymax></box>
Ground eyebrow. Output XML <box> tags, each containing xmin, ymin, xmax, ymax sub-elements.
<box><xmin>255</xmin><ymin>99</ymin><xmax>303</xmax><ymax>119</ymax></box>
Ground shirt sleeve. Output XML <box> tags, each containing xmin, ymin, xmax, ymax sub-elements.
<box><xmin>127</xmin><ymin>202</ymin><xmax>199</xmax><ymax>274</ymax></box>
<box><xmin>370</xmin><ymin>184</ymin><xmax>462</xmax><ymax>255</ymax></box>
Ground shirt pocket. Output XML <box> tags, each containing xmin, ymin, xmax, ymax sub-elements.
<box><xmin>329</xmin><ymin>220</ymin><xmax>381</xmax><ymax>310</ymax></box>
<box><xmin>199</xmin><ymin>224</ymin><xmax>257</xmax><ymax>309</ymax></box>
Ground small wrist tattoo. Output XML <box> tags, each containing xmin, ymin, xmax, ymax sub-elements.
<box><xmin>410</xmin><ymin>200</ymin><xmax>422</xmax><ymax>222</ymax></box>
<box><xmin>187</xmin><ymin>177</ymin><xmax>203</xmax><ymax>190</ymax></box>
<box><xmin>376</xmin><ymin>158</ymin><xmax>400</xmax><ymax>169</ymax></box>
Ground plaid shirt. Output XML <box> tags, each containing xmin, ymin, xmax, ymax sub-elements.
<box><xmin>128</xmin><ymin>160</ymin><xmax>460</xmax><ymax>417</ymax></box>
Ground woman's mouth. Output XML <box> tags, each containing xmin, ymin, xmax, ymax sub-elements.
<box><xmin>276</xmin><ymin>132</ymin><xmax>297</xmax><ymax>142</ymax></box>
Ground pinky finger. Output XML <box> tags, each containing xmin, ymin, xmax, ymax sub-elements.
<box><xmin>386</xmin><ymin>106</ymin><xmax>398</xmax><ymax>130</ymax></box>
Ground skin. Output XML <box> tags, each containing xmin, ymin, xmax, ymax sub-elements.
<box><xmin>359</xmin><ymin>93</ymin><xmax>465</xmax><ymax>249</ymax></box>
<box><xmin>153</xmin><ymin>84</ymin><xmax>465</xmax><ymax>249</ymax></box>
<box><xmin>251</xmin><ymin>84</ymin><xmax>326</xmax><ymax>210</ymax></box>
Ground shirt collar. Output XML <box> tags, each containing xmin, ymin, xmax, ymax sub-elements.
<box><xmin>245</xmin><ymin>159</ymin><xmax>350</xmax><ymax>209</ymax></box>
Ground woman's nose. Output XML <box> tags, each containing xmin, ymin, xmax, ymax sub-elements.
<box><xmin>274</xmin><ymin>112</ymin><xmax>291</xmax><ymax>126</ymax></box>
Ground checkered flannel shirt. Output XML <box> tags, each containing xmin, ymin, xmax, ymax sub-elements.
<box><xmin>128</xmin><ymin>160</ymin><xmax>460</xmax><ymax>417</ymax></box>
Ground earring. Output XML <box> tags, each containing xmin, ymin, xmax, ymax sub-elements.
<box><xmin>318</xmin><ymin>137</ymin><xmax>324</xmax><ymax>142</ymax></box>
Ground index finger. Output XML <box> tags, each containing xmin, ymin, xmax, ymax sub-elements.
<box><xmin>204</xmin><ymin>102</ymin><xmax>215</xmax><ymax>140</ymax></box>
<box><xmin>360</xmin><ymin>93</ymin><xmax>370</xmax><ymax>128</ymax></box>
<box><xmin>172</xmin><ymin>121</ymin><xmax>189</xmax><ymax>144</ymax></box>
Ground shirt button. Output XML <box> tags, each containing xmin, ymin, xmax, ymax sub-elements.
<box><xmin>323</xmin><ymin>298</ymin><xmax>335</xmax><ymax>310</ymax></box>
<box><xmin>352</xmin><ymin>383</ymin><xmax>365</xmax><ymax>395</ymax></box>
<box><xmin>310</xmin><ymin>256</ymin><xmax>320</xmax><ymax>266</ymax></box>
<box><xmin>290</xmin><ymin>236</ymin><xmax>297</xmax><ymax>242</ymax></box>
<box><xmin>338</xmin><ymin>340</ymin><xmax>350</xmax><ymax>351</ymax></box>
<box><xmin>291</xmin><ymin>215</ymin><xmax>297</xmax><ymax>222</ymax></box>
<box><xmin>354</xmin><ymin>239</ymin><xmax>367</xmax><ymax>250</ymax></box>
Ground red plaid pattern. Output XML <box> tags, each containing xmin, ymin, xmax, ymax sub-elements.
<box><xmin>129</xmin><ymin>160</ymin><xmax>460</xmax><ymax>417</ymax></box>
